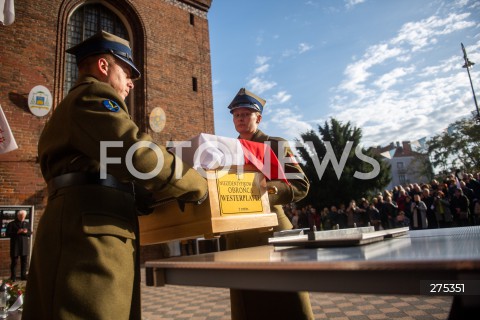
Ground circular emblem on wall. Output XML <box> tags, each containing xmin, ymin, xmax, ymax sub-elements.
<box><xmin>28</xmin><ymin>85</ymin><xmax>53</xmax><ymax>117</ymax></box>
<box><xmin>149</xmin><ymin>107</ymin><xmax>166</xmax><ymax>133</ymax></box>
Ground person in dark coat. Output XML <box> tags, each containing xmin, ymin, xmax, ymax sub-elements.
<box><xmin>297</xmin><ymin>207</ymin><xmax>310</xmax><ymax>229</ymax></box>
<box><xmin>380</xmin><ymin>196</ymin><xmax>398</xmax><ymax>229</ymax></box>
<box><xmin>450</xmin><ymin>187</ymin><xmax>470</xmax><ymax>227</ymax></box>
<box><xmin>422</xmin><ymin>188</ymin><xmax>438</xmax><ymax>229</ymax></box>
<box><xmin>6</xmin><ymin>210</ymin><xmax>31</xmax><ymax>281</ymax></box>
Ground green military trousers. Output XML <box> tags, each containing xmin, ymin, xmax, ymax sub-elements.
<box><xmin>22</xmin><ymin>184</ymin><xmax>141</xmax><ymax>320</ymax></box>
<box><xmin>225</xmin><ymin>211</ymin><xmax>314</xmax><ymax>320</ymax></box>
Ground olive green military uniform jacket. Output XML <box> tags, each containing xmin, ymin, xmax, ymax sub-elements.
<box><xmin>226</xmin><ymin>129</ymin><xmax>314</xmax><ymax>320</ymax></box>
<box><xmin>23</xmin><ymin>76</ymin><xmax>207</xmax><ymax>320</ymax></box>
<box><xmin>225</xmin><ymin>129</ymin><xmax>309</xmax><ymax>248</ymax></box>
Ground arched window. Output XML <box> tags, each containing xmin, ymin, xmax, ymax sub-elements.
<box><xmin>59</xmin><ymin>1</ymin><xmax>146</xmax><ymax>130</ymax></box>
<box><xmin>65</xmin><ymin>3</ymin><xmax>129</xmax><ymax>94</ymax></box>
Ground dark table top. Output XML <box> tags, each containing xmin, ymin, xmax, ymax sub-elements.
<box><xmin>145</xmin><ymin>226</ymin><xmax>480</xmax><ymax>294</ymax></box>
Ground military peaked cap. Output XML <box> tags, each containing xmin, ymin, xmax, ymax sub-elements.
<box><xmin>66</xmin><ymin>30</ymin><xmax>141</xmax><ymax>79</ymax></box>
<box><xmin>228</xmin><ymin>88</ymin><xmax>266</xmax><ymax>114</ymax></box>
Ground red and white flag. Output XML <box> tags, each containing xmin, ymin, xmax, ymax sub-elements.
<box><xmin>169</xmin><ymin>133</ymin><xmax>288</xmax><ymax>182</ymax></box>
<box><xmin>0</xmin><ymin>0</ymin><xmax>15</xmax><ymax>26</ymax></box>
<box><xmin>0</xmin><ymin>104</ymin><xmax>18</xmax><ymax>154</ymax></box>
<box><xmin>238</xmin><ymin>138</ymin><xmax>288</xmax><ymax>183</ymax></box>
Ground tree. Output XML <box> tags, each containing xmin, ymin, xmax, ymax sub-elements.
<box><xmin>427</xmin><ymin>117</ymin><xmax>480</xmax><ymax>173</ymax></box>
<box><xmin>296</xmin><ymin>118</ymin><xmax>391</xmax><ymax>209</ymax></box>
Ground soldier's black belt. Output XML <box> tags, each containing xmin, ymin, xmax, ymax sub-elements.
<box><xmin>47</xmin><ymin>172</ymin><xmax>133</xmax><ymax>197</ymax></box>
<box><xmin>47</xmin><ymin>172</ymin><xmax>155</xmax><ymax>215</ymax></box>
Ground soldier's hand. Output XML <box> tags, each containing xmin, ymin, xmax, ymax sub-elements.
<box><xmin>162</xmin><ymin>159</ymin><xmax>208</xmax><ymax>203</ymax></box>
<box><xmin>177</xmin><ymin>191</ymin><xmax>208</xmax><ymax>212</ymax></box>
<box><xmin>178</xmin><ymin>190</ymin><xmax>208</xmax><ymax>205</ymax></box>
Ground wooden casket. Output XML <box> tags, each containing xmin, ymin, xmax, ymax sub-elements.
<box><xmin>138</xmin><ymin>165</ymin><xmax>278</xmax><ymax>245</ymax></box>
<box><xmin>138</xmin><ymin>133</ymin><xmax>286</xmax><ymax>245</ymax></box>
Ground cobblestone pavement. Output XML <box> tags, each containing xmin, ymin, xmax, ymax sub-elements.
<box><xmin>3</xmin><ymin>271</ymin><xmax>454</xmax><ymax>320</ymax></box>
<box><xmin>140</xmin><ymin>269</ymin><xmax>453</xmax><ymax>320</ymax></box>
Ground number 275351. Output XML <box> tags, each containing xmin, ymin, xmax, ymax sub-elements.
<box><xmin>430</xmin><ymin>283</ymin><xmax>464</xmax><ymax>293</ymax></box>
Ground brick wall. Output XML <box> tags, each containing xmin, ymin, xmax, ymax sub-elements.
<box><xmin>0</xmin><ymin>0</ymin><xmax>214</xmax><ymax>277</ymax></box>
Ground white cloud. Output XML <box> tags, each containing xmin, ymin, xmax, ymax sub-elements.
<box><xmin>256</xmin><ymin>56</ymin><xmax>270</xmax><ymax>65</ymax></box>
<box><xmin>419</xmin><ymin>56</ymin><xmax>457</xmax><ymax>77</ymax></box>
<box><xmin>266</xmin><ymin>107</ymin><xmax>314</xmax><ymax>140</ymax></box>
<box><xmin>281</xmin><ymin>43</ymin><xmax>314</xmax><ymax>58</ymax></box>
<box><xmin>247</xmin><ymin>77</ymin><xmax>277</xmax><ymax>94</ymax></box>
<box><xmin>246</xmin><ymin>56</ymin><xmax>276</xmax><ymax>93</ymax></box>
<box><xmin>391</xmin><ymin>13</ymin><xmax>475</xmax><ymax>52</ymax></box>
<box><xmin>328</xmin><ymin>7</ymin><xmax>480</xmax><ymax>145</ymax></box>
<box><xmin>210</xmin><ymin>0</ymin><xmax>480</xmax><ymax>154</ymax></box>
<box><xmin>453</xmin><ymin>0</ymin><xmax>469</xmax><ymax>8</ymax></box>
<box><xmin>340</xmin><ymin>11</ymin><xmax>476</xmax><ymax>98</ymax></box>
<box><xmin>340</xmin><ymin>44</ymin><xmax>403</xmax><ymax>94</ymax></box>
<box><xmin>305</xmin><ymin>1</ymin><xmax>319</xmax><ymax>7</ymax></box>
<box><xmin>281</xmin><ymin>49</ymin><xmax>295</xmax><ymax>58</ymax></box>
<box><xmin>254</xmin><ymin>56</ymin><xmax>271</xmax><ymax>74</ymax></box>
<box><xmin>254</xmin><ymin>64</ymin><xmax>270</xmax><ymax>74</ymax></box>
<box><xmin>271</xmin><ymin>91</ymin><xmax>292</xmax><ymax>104</ymax></box>
<box><xmin>331</xmin><ymin>66</ymin><xmax>475</xmax><ymax>145</ymax></box>
<box><xmin>246</xmin><ymin>2</ymin><xmax>477</xmax><ymax>146</ymax></box>
<box><xmin>299</xmin><ymin>42</ymin><xmax>313</xmax><ymax>53</ymax></box>
<box><xmin>373</xmin><ymin>66</ymin><xmax>415</xmax><ymax>90</ymax></box>
<box><xmin>470</xmin><ymin>0</ymin><xmax>480</xmax><ymax>9</ymax></box>
<box><xmin>345</xmin><ymin>0</ymin><xmax>365</xmax><ymax>9</ymax></box>
<box><xmin>211</xmin><ymin>0</ymin><xmax>480</xmax><ymax>151</ymax></box>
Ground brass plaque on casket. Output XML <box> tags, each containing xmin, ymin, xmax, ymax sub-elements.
<box><xmin>217</xmin><ymin>171</ymin><xmax>264</xmax><ymax>214</ymax></box>
<box><xmin>138</xmin><ymin>168</ymin><xmax>278</xmax><ymax>245</ymax></box>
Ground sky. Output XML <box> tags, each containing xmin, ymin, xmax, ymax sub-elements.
<box><xmin>207</xmin><ymin>0</ymin><xmax>480</xmax><ymax>149</ymax></box>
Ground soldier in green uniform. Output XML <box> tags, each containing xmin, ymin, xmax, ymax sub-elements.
<box><xmin>225</xmin><ymin>88</ymin><xmax>314</xmax><ymax>320</ymax></box>
<box><xmin>22</xmin><ymin>31</ymin><xmax>208</xmax><ymax>320</ymax></box>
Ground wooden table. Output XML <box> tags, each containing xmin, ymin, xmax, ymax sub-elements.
<box><xmin>145</xmin><ymin>226</ymin><xmax>480</xmax><ymax>318</ymax></box>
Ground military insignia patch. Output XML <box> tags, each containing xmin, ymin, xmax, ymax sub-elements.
<box><xmin>102</xmin><ymin>100</ymin><xmax>120</xmax><ymax>112</ymax></box>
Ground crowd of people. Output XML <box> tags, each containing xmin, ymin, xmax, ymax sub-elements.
<box><xmin>284</xmin><ymin>171</ymin><xmax>480</xmax><ymax>232</ymax></box>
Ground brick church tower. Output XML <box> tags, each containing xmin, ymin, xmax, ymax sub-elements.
<box><xmin>0</xmin><ymin>0</ymin><xmax>214</xmax><ymax>277</ymax></box>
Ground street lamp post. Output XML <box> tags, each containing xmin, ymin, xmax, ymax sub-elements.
<box><xmin>461</xmin><ymin>43</ymin><xmax>480</xmax><ymax>123</ymax></box>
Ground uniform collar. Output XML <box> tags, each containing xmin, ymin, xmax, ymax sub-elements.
<box><xmin>237</xmin><ymin>130</ymin><xmax>271</xmax><ymax>143</ymax></box>
<box><xmin>251</xmin><ymin>129</ymin><xmax>269</xmax><ymax>142</ymax></box>
<box><xmin>69</xmin><ymin>75</ymin><xmax>100</xmax><ymax>92</ymax></box>
<box><xmin>68</xmin><ymin>75</ymin><xmax>128</xmax><ymax>113</ymax></box>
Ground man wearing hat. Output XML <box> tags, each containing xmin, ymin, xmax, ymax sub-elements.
<box><xmin>22</xmin><ymin>30</ymin><xmax>208</xmax><ymax>320</ymax></box>
<box><xmin>225</xmin><ymin>88</ymin><xmax>314</xmax><ymax>320</ymax></box>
